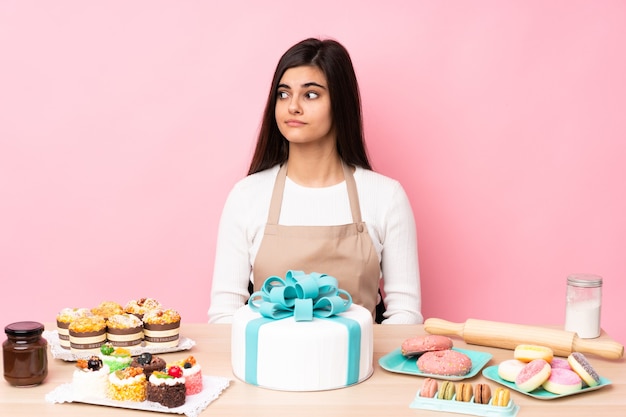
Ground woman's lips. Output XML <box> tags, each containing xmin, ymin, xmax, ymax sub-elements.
<box><xmin>285</xmin><ymin>119</ymin><xmax>306</xmax><ymax>127</ymax></box>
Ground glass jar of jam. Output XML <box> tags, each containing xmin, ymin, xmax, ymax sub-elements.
<box><xmin>3</xmin><ymin>321</ymin><xmax>48</xmax><ymax>387</ymax></box>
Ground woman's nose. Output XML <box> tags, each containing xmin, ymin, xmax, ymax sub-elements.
<box><xmin>288</xmin><ymin>98</ymin><xmax>302</xmax><ymax>114</ymax></box>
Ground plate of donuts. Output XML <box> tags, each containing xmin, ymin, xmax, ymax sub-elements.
<box><xmin>379</xmin><ymin>347</ymin><xmax>493</xmax><ymax>381</ymax></box>
<box><xmin>482</xmin><ymin>366</ymin><xmax>611</xmax><ymax>400</ymax></box>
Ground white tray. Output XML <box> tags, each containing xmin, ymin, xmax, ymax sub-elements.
<box><xmin>45</xmin><ymin>375</ymin><xmax>230</xmax><ymax>417</ymax></box>
<box><xmin>44</xmin><ymin>330</ymin><xmax>196</xmax><ymax>361</ymax></box>
<box><xmin>410</xmin><ymin>389</ymin><xmax>519</xmax><ymax>417</ymax></box>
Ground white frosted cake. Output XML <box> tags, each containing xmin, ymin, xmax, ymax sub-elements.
<box><xmin>231</xmin><ymin>303</ymin><xmax>373</xmax><ymax>391</ymax></box>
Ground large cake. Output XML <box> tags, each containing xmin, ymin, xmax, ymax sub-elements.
<box><xmin>231</xmin><ymin>271</ymin><xmax>374</xmax><ymax>391</ymax></box>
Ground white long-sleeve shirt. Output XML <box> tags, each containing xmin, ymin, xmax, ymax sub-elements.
<box><xmin>208</xmin><ymin>164</ymin><xmax>423</xmax><ymax>324</ymax></box>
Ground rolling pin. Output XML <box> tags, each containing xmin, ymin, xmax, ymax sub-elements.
<box><xmin>424</xmin><ymin>318</ymin><xmax>624</xmax><ymax>360</ymax></box>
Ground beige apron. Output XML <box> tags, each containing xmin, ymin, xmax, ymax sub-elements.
<box><xmin>253</xmin><ymin>162</ymin><xmax>381</xmax><ymax>319</ymax></box>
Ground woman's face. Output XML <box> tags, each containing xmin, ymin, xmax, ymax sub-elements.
<box><xmin>275</xmin><ymin>65</ymin><xmax>334</xmax><ymax>148</ymax></box>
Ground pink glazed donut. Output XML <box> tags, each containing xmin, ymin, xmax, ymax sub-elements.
<box><xmin>417</xmin><ymin>350</ymin><xmax>472</xmax><ymax>376</ymax></box>
<box><xmin>515</xmin><ymin>359</ymin><xmax>551</xmax><ymax>392</ymax></box>
<box><xmin>542</xmin><ymin>368</ymin><xmax>582</xmax><ymax>395</ymax></box>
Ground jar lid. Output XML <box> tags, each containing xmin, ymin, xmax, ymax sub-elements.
<box><xmin>567</xmin><ymin>274</ymin><xmax>603</xmax><ymax>288</ymax></box>
<box><xmin>4</xmin><ymin>321</ymin><xmax>45</xmax><ymax>337</ymax></box>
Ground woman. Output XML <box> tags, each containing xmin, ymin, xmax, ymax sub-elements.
<box><xmin>208</xmin><ymin>38</ymin><xmax>422</xmax><ymax>324</ymax></box>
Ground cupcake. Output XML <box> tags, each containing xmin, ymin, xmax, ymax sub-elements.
<box><xmin>106</xmin><ymin>313</ymin><xmax>143</xmax><ymax>347</ymax></box>
<box><xmin>68</xmin><ymin>316</ymin><xmax>107</xmax><ymax>354</ymax></box>
<box><xmin>143</xmin><ymin>309</ymin><xmax>181</xmax><ymax>348</ymax></box>
<box><xmin>130</xmin><ymin>352</ymin><xmax>166</xmax><ymax>379</ymax></box>
<box><xmin>56</xmin><ymin>308</ymin><xmax>93</xmax><ymax>349</ymax></box>
<box><xmin>91</xmin><ymin>301</ymin><xmax>124</xmax><ymax>320</ymax></box>
<box><xmin>100</xmin><ymin>343</ymin><xmax>132</xmax><ymax>372</ymax></box>
<box><xmin>174</xmin><ymin>356</ymin><xmax>203</xmax><ymax>395</ymax></box>
<box><xmin>107</xmin><ymin>367</ymin><xmax>147</xmax><ymax>402</ymax></box>
<box><xmin>125</xmin><ymin>298</ymin><xmax>162</xmax><ymax>320</ymax></box>
<box><xmin>147</xmin><ymin>365</ymin><xmax>186</xmax><ymax>408</ymax></box>
<box><xmin>72</xmin><ymin>356</ymin><xmax>110</xmax><ymax>400</ymax></box>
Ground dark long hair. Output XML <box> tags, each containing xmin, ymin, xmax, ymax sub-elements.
<box><xmin>247</xmin><ymin>38</ymin><xmax>372</xmax><ymax>175</ymax></box>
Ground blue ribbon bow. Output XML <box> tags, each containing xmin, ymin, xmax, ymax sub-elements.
<box><xmin>248</xmin><ymin>270</ymin><xmax>352</xmax><ymax>321</ymax></box>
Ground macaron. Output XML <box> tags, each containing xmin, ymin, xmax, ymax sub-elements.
<box><xmin>474</xmin><ymin>383</ymin><xmax>491</xmax><ymax>404</ymax></box>
<box><xmin>514</xmin><ymin>344</ymin><xmax>554</xmax><ymax>363</ymax></box>
<box><xmin>568</xmin><ymin>352</ymin><xmax>601</xmax><ymax>387</ymax></box>
<box><xmin>437</xmin><ymin>381</ymin><xmax>456</xmax><ymax>400</ymax></box>
<box><xmin>497</xmin><ymin>359</ymin><xmax>526</xmax><ymax>382</ymax></box>
<box><xmin>492</xmin><ymin>387</ymin><xmax>511</xmax><ymax>407</ymax></box>
<box><xmin>455</xmin><ymin>382</ymin><xmax>473</xmax><ymax>402</ymax></box>
<box><xmin>401</xmin><ymin>335</ymin><xmax>453</xmax><ymax>357</ymax></box>
<box><xmin>419</xmin><ymin>377</ymin><xmax>438</xmax><ymax>398</ymax></box>
<box><xmin>542</xmin><ymin>368</ymin><xmax>583</xmax><ymax>395</ymax></box>
<box><xmin>515</xmin><ymin>359</ymin><xmax>552</xmax><ymax>392</ymax></box>
<box><xmin>417</xmin><ymin>349</ymin><xmax>473</xmax><ymax>376</ymax></box>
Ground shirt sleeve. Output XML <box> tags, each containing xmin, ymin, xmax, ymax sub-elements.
<box><xmin>207</xmin><ymin>183</ymin><xmax>254</xmax><ymax>323</ymax></box>
<box><xmin>378</xmin><ymin>182</ymin><xmax>423</xmax><ymax>324</ymax></box>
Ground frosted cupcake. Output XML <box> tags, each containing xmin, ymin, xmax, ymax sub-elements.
<box><xmin>68</xmin><ymin>316</ymin><xmax>107</xmax><ymax>354</ymax></box>
<box><xmin>56</xmin><ymin>308</ymin><xmax>93</xmax><ymax>349</ymax></box>
<box><xmin>125</xmin><ymin>298</ymin><xmax>162</xmax><ymax>320</ymax></box>
<box><xmin>143</xmin><ymin>309</ymin><xmax>181</xmax><ymax>348</ymax></box>
<box><xmin>100</xmin><ymin>343</ymin><xmax>132</xmax><ymax>372</ymax></box>
<box><xmin>106</xmin><ymin>313</ymin><xmax>143</xmax><ymax>347</ymax></box>
<box><xmin>107</xmin><ymin>367</ymin><xmax>147</xmax><ymax>402</ymax></box>
<box><xmin>147</xmin><ymin>366</ymin><xmax>186</xmax><ymax>408</ymax></box>
<box><xmin>130</xmin><ymin>352</ymin><xmax>166</xmax><ymax>379</ymax></box>
<box><xmin>72</xmin><ymin>356</ymin><xmax>110</xmax><ymax>400</ymax></box>
<box><xmin>174</xmin><ymin>356</ymin><xmax>203</xmax><ymax>395</ymax></box>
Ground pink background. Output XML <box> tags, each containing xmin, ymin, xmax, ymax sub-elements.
<box><xmin>1</xmin><ymin>2</ymin><xmax>625</xmax><ymax>345</ymax></box>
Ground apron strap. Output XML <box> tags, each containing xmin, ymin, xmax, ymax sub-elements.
<box><xmin>266</xmin><ymin>162</ymin><xmax>363</xmax><ymax>228</ymax></box>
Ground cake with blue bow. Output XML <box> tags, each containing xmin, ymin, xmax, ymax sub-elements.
<box><xmin>231</xmin><ymin>270</ymin><xmax>374</xmax><ymax>391</ymax></box>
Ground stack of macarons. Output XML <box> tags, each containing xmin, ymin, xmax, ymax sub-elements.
<box><xmin>419</xmin><ymin>378</ymin><xmax>511</xmax><ymax>407</ymax></box>
<box><xmin>497</xmin><ymin>344</ymin><xmax>601</xmax><ymax>394</ymax></box>
<box><xmin>401</xmin><ymin>335</ymin><xmax>473</xmax><ymax>376</ymax></box>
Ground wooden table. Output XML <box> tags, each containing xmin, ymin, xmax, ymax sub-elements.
<box><xmin>2</xmin><ymin>323</ymin><xmax>625</xmax><ymax>416</ymax></box>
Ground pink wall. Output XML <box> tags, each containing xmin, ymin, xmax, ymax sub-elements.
<box><xmin>1</xmin><ymin>2</ymin><xmax>625</xmax><ymax>345</ymax></box>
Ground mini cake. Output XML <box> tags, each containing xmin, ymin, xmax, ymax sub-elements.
<box><xmin>100</xmin><ymin>343</ymin><xmax>132</xmax><ymax>372</ymax></box>
<box><xmin>125</xmin><ymin>298</ymin><xmax>162</xmax><ymax>320</ymax></box>
<box><xmin>147</xmin><ymin>365</ymin><xmax>186</xmax><ymax>408</ymax></box>
<box><xmin>130</xmin><ymin>352</ymin><xmax>166</xmax><ymax>378</ymax></box>
<box><xmin>68</xmin><ymin>316</ymin><xmax>107</xmax><ymax>354</ymax></box>
<box><xmin>174</xmin><ymin>355</ymin><xmax>203</xmax><ymax>395</ymax></box>
<box><xmin>143</xmin><ymin>309</ymin><xmax>181</xmax><ymax>348</ymax></box>
<box><xmin>72</xmin><ymin>356</ymin><xmax>110</xmax><ymax>400</ymax></box>
<box><xmin>107</xmin><ymin>367</ymin><xmax>147</xmax><ymax>402</ymax></box>
<box><xmin>106</xmin><ymin>313</ymin><xmax>143</xmax><ymax>347</ymax></box>
<box><xmin>56</xmin><ymin>308</ymin><xmax>93</xmax><ymax>349</ymax></box>
<box><xmin>91</xmin><ymin>301</ymin><xmax>124</xmax><ymax>320</ymax></box>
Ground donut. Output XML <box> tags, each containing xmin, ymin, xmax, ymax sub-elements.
<box><xmin>497</xmin><ymin>359</ymin><xmax>526</xmax><ymax>382</ymax></box>
<box><xmin>492</xmin><ymin>387</ymin><xmax>511</xmax><ymax>407</ymax></box>
<box><xmin>568</xmin><ymin>352</ymin><xmax>601</xmax><ymax>387</ymax></box>
<box><xmin>514</xmin><ymin>344</ymin><xmax>554</xmax><ymax>363</ymax></box>
<box><xmin>455</xmin><ymin>382</ymin><xmax>473</xmax><ymax>402</ymax></box>
<box><xmin>401</xmin><ymin>335</ymin><xmax>453</xmax><ymax>357</ymax></box>
<box><xmin>417</xmin><ymin>350</ymin><xmax>472</xmax><ymax>376</ymax></box>
<box><xmin>419</xmin><ymin>378</ymin><xmax>438</xmax><ymax>398</ymax></box>
<box><xmin>550</xmin><ymin>357</ymin><xmax>572</xmax><ymax>370</ymax></box>
<box><xmin>542</xmin><ymin>368</ymin><xmax>583</xmax><ymax>395</ymax></box>
<box><xmin>437</xmin><ymin>381</ymin><xmax>456</xmax><ymax>400</ymax></box>
<box><xmin>515</xmin><ymin>359</ymin><xmax>552</xmax><ymax>392</ymax></box>
<box><xmin>474</xmin><ymin>383</ymin><xmax>491</xmax><ymax>404</ymax></box>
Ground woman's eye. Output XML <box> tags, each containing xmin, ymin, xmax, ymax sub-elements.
<box><xmin>306</xmin><ymin>91</ymin><xmax>319</xmax><ymax>99</ymax></box>
<box><xmin>277</xmin><ymin>91</ymin><xmax>289</xmax><ymax>99</ymax></box>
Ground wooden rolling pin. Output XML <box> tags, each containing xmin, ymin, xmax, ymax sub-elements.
<box><xmin>424</xmin><ymin>318</ymin><xmax>624</xmax><ymax>360</ymax></box>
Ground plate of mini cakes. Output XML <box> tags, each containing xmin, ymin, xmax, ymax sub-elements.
<box><xmin>45</xmin><ymin>353</ymin><xmax>231</xmax><ymax>416</ymax></box>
